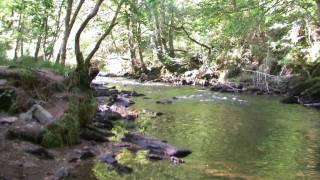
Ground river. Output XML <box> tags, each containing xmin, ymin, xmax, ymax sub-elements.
<box><xmin>92</xmin><ymin>77</ymin><xmax>320</xmax><ymax>180</ymax></box>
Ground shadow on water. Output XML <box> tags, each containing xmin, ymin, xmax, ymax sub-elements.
<box><xmin>92</xmin><ymin>77</ymin><xmax>320</xmax><ymax>180</ymax></box>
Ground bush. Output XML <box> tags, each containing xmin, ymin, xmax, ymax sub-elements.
<box><xmin>78</xmin><ymin>95</ymin><xmax>97</xmax><ymax>127</ymax></box>
<box><xmin>42</xmin><ymin>113</ymin><xmax>80</xmax><ymax>148</ymax></box>
<box><xmin>42</xmin><ymin>95</ymin><xmax>97</xmax><ymax>148</ymax></box>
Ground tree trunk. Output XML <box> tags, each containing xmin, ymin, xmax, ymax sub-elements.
<box><xmin>42</xmin><ymin>16</ymin><xmax>49</xmax><ymax>61</ymax></box>
<box><xmin>151</xmin><ymin>2</ymin><xmax>164</xmax><ymax>62</ymax></box>
<box><xmin>128</xmin><ymin>20</ymin><xmax>139</xmax><ymax>74</ymax></box>
<box><xmin>34</xmin><ymin>36</ymin><xmax>42</xmax><ymax>60</ymax></box>
<box><xmin>59</xmin><ymin>0</ymin><xmax>73</xmax><ymax>65</ymax></box>
<box><xmin>48</xmin><ymin>0</ymin><xmax>65</xmax><ymax>61</ymax></box>
<box><xmin>316</xmin><ymin>0</ymin><xmax>320</xmax><ymax>23</ymax></box>
<box><xmin>14</xmin><ymin>12</ymin><xmax>23</xmax><ymax>60</ymax></box>
<box><xmin>56</xmin><ymin>0</ymin><xmax>85</xmax><ymax>65</ymax></box>
<box><xmin>137</xmin><ymin>23</ymin><xmax>147</xmax><ymax>72</ymax></box>
<box><xmin>127</xmin><ymin>1</ymin><xmax>140</xmax><ymax>74</ymax></box>
<box><xmin>74</xmin><ymin>0</ymin><xmax>123</xmax><ymax>87</ymax></box>
<box><xmin>168</xmin><ymin>10</ymin><xmax>175</xmax><ymax>58</ymax></box>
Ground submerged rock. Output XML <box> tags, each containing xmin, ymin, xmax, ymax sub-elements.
<box><xmin>122</xmin><ymin>133</ymin><xmax>192</xmax><ymax>158</ymax></box>
<box><xmin>94</xmin><ymin>87</ymin><xmax>119</xmax><ymax>97</ymax></box>
<box><xmin>120</xmin><ymin>90</ymin><xmax>145</xmax><ymax>97</ymax></box>
<box><xmin>156</xmin><ymin>99</ymin><xmax>173</xmax><ymax>104</ymax></box>
<box><xmin>100</xmin><ymin>153</ymin><xmax>133</xmax><ymax>174</ymax></box>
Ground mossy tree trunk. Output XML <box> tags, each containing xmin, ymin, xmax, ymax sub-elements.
<box><xmin>73</xmin><ymin>0</ymin><xmax>124</xmax><ymax>88</ymax></box>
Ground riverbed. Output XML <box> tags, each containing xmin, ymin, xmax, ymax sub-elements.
<box><xmin>93</xmin><ymin>77</ymin><xmax>320</xmax><ymax>179</ymax></box>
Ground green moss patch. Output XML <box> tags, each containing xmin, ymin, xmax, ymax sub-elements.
<box><xmin>42</xmin><ymin>94</ymin><xmax>97</xmax><ymax>148</ymax></box>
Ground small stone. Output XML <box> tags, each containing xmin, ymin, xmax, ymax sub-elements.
<box><xmin>154</xmin><ymin>112</ymin><xmax>164</xmax><ymax>116</ymax></box>
<box><xmin>0</xmin><ymin>117</ymin><xmax>18</xmax><ymax>124</ymax></box>
<box><xmin>114</xmin><ymin>164</ymin><xmax>133</xmax><ymax>174</ymax></box>
<box><xmin>0</xmin><ymin>79</ymin><xmax>7</xmax><ymax>86</ymax></box>
<box><xmin>156</xmin><ymin>100</ymin><xmax>173</xmax><ymax>104</ymax></box>
<box><xmin>80</xmin><ymin>150</ymin><xmax>95</xmax><ymax>160</ymax></box>
<box><xmin>100</xmin><ymin>154</ymin><xmax>117</xmax><ymax>165</ymax></box>
<box><xmin>54</xmin><ymin>167</ymin><xmax>69</xmax><ymax>180</ymax></box>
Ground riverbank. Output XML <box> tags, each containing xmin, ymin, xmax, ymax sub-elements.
<box><xmin>0</xmin><ymin>64</ymin><xmax>191</xmax><ymax>179</ymax></box>
<box><xmin>101</xmin><ymin>68</ymin><xmax>320</xmax><ymax>109</ymax></box>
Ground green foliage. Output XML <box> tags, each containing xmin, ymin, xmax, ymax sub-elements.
<box><xmin>0</xmin><ymin>57</ymin><xmax>73</xmax><ymax>76</ymax></box>
<box><xmin>42</xmin><ymin>95</ymin><xmax>97</xmax><ymax>148</ymax></box>
<box><xmin>77</xmin><ymin>95</ymin><xmax>97</xmax><ymax>127</ymax></box>
<box><xmin>110</xmin><ymin>123</ymin><xmax>129</xmax><ymax>142</ymax></box>
<box><xmin>42</xmin><ymin>113</ymin><xmax>80</xmax><ymax>148</ymax></box>
<box><xmin>93</xmin><ymin>162</ymin><xmax>119</xmax><ymax>180</ymax></box>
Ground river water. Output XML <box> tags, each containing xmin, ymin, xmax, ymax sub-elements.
<box><xmin>93</xmin><ymin>77</ymin><xmax>320</xmax><ymax>180</ymax></box>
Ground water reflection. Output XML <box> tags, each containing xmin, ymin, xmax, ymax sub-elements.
<box><xmin>93</xmin><ymin>78</ymin><xmax>320</xmax><ymax>180</ymax></box>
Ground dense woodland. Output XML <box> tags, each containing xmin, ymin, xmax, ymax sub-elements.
<box><xmin>0</xmin><ymin>0</ymin><xmax>320</xmax><ymax>179</ymax></box>
<box><xmin>0</xmin><ymin>0</ymin><xmax>320</xmax><ymax>80</ymax></box>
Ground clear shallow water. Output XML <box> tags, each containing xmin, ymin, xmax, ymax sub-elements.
<box><xmin>94</xmin><ymin>77</ymin><xmax>320</xmax><ymax>180</ymax></box>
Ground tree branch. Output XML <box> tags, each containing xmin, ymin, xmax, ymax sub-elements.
<box><xmin>74</xmin><ymin>0</ymin><xmax>104</xmax><ymax>67</ymax></box>
<box><xmin>84</xmin><ymin>0</ymin><xmax>124</xmax><ymax>65</ymax></box>
<box><xmin>166</xmin><ymin>23</ymin><xmax>212</xmax><ymax>55</ymax></box>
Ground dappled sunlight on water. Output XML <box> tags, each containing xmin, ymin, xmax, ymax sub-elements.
<box><xmin>93</xmin><ymin>78</ymin><xmax>320</xmax><ymax>180</ymax></box>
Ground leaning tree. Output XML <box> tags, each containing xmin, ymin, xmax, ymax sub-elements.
<box><xmin>71</xmin><ymin>0</ymin><xmax>125</xmax><ymax>87</ymax></box>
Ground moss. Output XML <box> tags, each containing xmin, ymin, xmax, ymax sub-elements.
<box><xmin>42</xmin><ymin>113</ymin><xmax>80</xmax><ymax>148</ymax></box>
<box><xmin>41</xmin><ymin>95</ymin><xmax>97</xmax><ymax>148</ymax></box>
<box><xmin>42</xmin><ymin>125</ymin><xmax>64</xmax><ymax>147</ymax></box>
<box><xmin>78</xmin><ymin>95</ymin><xmax>97</xmax><ymax>127</ymax></box>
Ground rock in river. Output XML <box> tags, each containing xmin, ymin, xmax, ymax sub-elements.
<box><xmin>122</xmin><ymin>133</ymin><xmax>192</xmax><ymax>158</ymax></box>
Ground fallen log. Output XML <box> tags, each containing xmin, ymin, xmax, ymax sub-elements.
<box><xmin>122</xmin><ymin>133</ymin><xmax>191</xmax><ymax>158</ymax></box>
